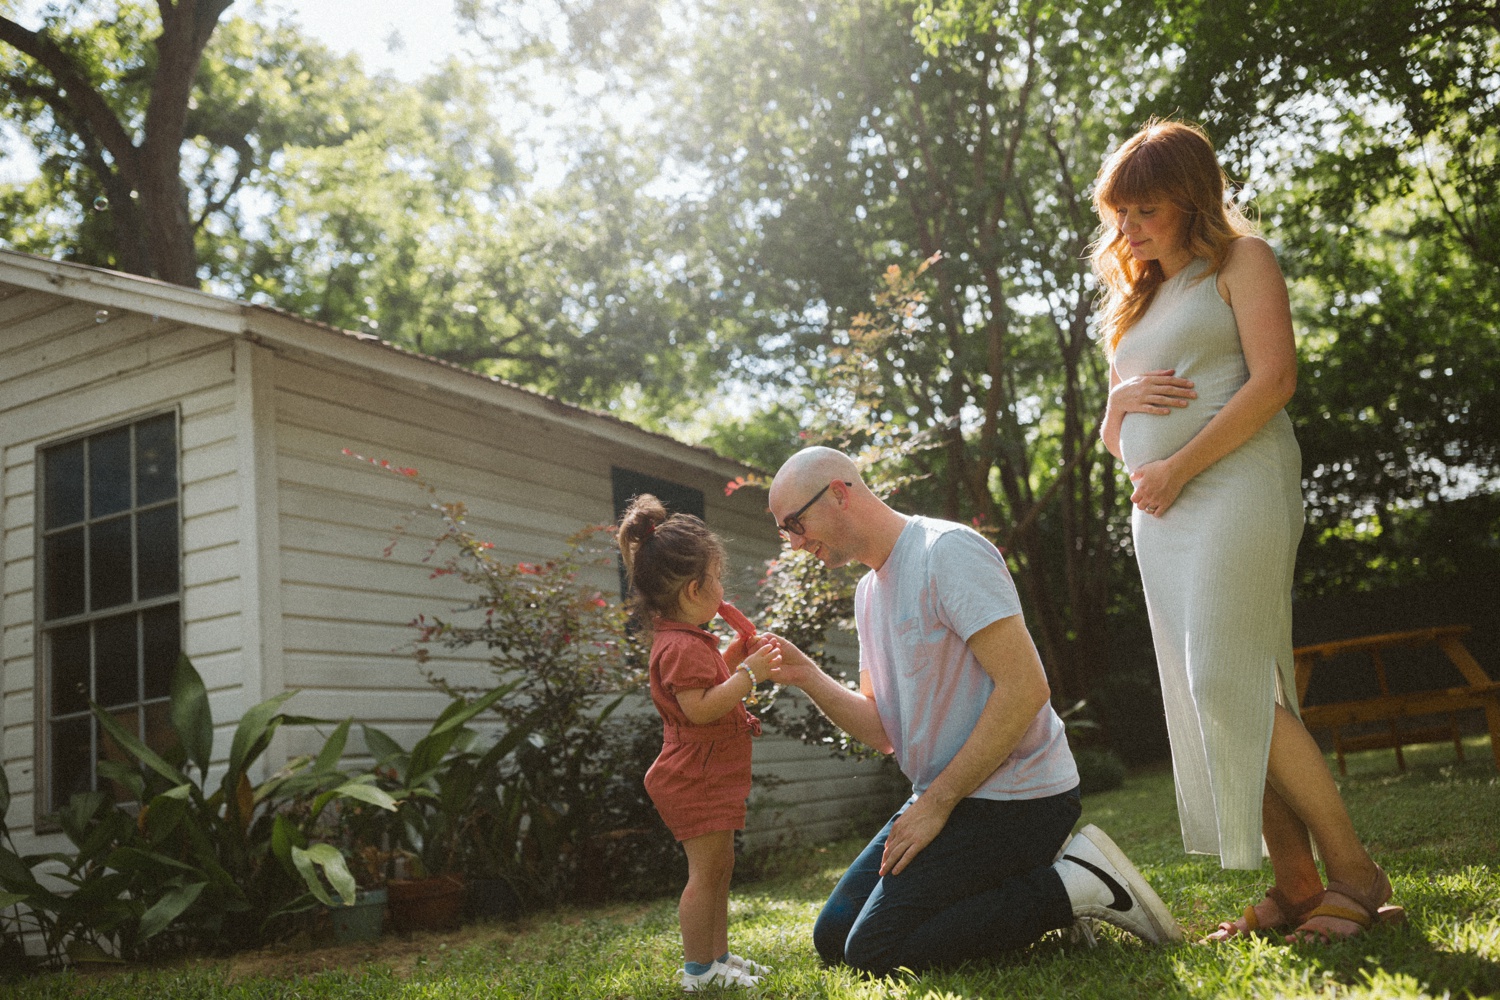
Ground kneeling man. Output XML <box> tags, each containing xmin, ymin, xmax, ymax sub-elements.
<box><xmin>766</xmin><ymin>447</ymin><xmax>1182</xmax><ymax>976</ymax></box>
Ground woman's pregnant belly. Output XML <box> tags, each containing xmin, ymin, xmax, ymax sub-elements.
<box><xmin>1118</xmin><ymin>365</ymin><xmax>1246</xmax><ymax>472</ymax></box>
<box><xmin>1120</xmin><ymin>403</ymin><xmax>1208</xmax><ymax>471</ymax></box>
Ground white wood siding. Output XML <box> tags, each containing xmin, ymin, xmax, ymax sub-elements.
<box><xmin>0</xmin><ymin>250</ymin><xmax>902</xmax><ymax>859</ymax></box>
<box><xmin>0</xmin><ymin>285</ymin><xmax>257</xmax><ymax>852</ymax></box>
<box><xmin>263</xmin><ymin>346</ymin><xmax>898</xmax><ymax>848</ymax></box>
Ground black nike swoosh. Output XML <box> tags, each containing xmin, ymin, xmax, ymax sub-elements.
<box><xmin>1063</xmin><ymin>854</ymin><xmax>1134</xmax><ymax>913</ymax></box>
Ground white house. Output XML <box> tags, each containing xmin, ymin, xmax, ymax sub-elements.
<box><xmin>0</xmin><ymin>249</ymin><xmax>900</xmax><ymax>859</ymax></box>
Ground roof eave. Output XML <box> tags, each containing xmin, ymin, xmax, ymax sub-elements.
<box><xmin>0</xmin><ymin>249</ymin><xmax>762</xmax><ymax>481</ymax></box>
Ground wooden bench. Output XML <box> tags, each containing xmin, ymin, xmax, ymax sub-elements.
<box><xmin>1294</xmin><ymin>625</ymin><xmax>1500</xmax><ymax>775</ymax></box>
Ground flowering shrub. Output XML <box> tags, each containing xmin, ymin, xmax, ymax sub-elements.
<box><xmin>412</xmin><ymin>522</ymin><xmax>648</xmax><ymax>898</ymax></box>
<box><xmin>348</xmin><ymin>450</ymin><xmax>650</xmax><ymax>900</ymax></box>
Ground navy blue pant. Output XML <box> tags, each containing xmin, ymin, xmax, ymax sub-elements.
<box><xmin>813</xmin><ymin>788</ymin><xmax>1081</xmax><ymax>977</ymax></box>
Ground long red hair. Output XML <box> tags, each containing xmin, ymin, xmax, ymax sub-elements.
<box><xmin>1090</xmin><ymin>119</ymin><xmax>1253</xmax><ymax>355</ymax></box>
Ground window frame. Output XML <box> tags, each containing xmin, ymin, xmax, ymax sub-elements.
<box><xmin>32</xmin><ymin>408</ymin><xmax>185</xmax><ymax>821</ymax></box>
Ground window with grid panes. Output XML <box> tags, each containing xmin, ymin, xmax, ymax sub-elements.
<box><xmin>38</xmin><ymin>413</ymin><xmax>181</xmax><ymax>811</ymax></box>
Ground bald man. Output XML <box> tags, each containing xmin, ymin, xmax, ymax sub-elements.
<box><xmin>766</xmin><ymin>447</ymin><xmax>1181</xmax><ymax>976</ymax></box>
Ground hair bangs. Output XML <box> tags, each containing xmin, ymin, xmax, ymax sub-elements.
<box><xmin>1096</xmin><ymin>137</ymin><xmax>1179</xmax><ymax>216</ymax></box>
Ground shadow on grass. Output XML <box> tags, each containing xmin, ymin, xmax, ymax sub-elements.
<box><xmin>1287</xmin><ymin>922</ymin><xmax>1500</xmax><ymax>1000</ymax></box>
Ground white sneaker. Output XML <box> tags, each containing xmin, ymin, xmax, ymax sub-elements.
<box><xmin>724</xmin><ymin>953</ymin><xmax>772</xmax><ymax>976</ymax></box>
<box><xmin>680</xmin><ymin>960</ymin><xmax>760</xmax><ymax>991</ymax></box>
<box><xmin>1057</xmin><ymin>824</ymin><xmax>1184</xmax><ymax>944</ymax></box>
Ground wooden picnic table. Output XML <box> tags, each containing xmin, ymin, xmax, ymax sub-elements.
<box><xmin>1293</xmin><ymin>625</ymin><xmax>1500</xmax><ymax>775</ymax></box>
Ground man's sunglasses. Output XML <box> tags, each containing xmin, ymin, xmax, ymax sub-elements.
<box><xmin>775</xmin><ymin>482</ymin><xmax>851</xmax><ymax>539</ymax></box>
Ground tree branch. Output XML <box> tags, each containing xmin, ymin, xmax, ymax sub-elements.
<box><xmin>0</xmin><ymin>15</ymin><xmax>141</xmax><ymax>181</ymax></box>
<box><xmin>191</xmin><ymin>130</ymin><xmax>255</xmax><ymax>228</ymax></box>
<box><xmin>1002</xmin><ymin>407</ymin><xmax>1108</xmax><ymax>553</ymax></box>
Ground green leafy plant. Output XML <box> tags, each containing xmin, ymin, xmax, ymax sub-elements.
<box><xmin>0</xmin><ymin>762</ymin><xmax>66</xmax><ymax>974</ymax></box>
<box><xmin>0</xmin><ymin>655</ymin><xmax>397</xmax><ymax>966</ymax></box>
<box><xmin>357</xmin><ymin>682</ymin><xmax>535</xmax><ymax>882</ymax></box>
<box><xmin>95</xmin><ymin>658</ymin><xmax>398</xmax><ymax>928</ymax></box>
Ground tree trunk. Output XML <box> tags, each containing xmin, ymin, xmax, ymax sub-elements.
<box><xmin>0</xmin><ymin>1</ymin><xmax>233</xmax><ymax>286</ymax></box>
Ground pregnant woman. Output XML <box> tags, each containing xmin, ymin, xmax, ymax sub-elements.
<box><xmin>1092</xmin><ymin>119</ymin><xmax>1401</xmax><ymax>943</ymax></box>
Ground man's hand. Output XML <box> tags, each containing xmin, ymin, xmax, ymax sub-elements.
<box><xmin>765</xmin><ymin>634</ymin><xmax>822</xmax><ymax>688</ymax></box>
<box><xmin>880</xmin><ymin>793</ymin><xmax>955</xmax><ymax>876</ymax></box>
<box><xmin>763</xmin><ymin>634</ymin><xmax>895</xmax><ymax>755</ymax></box>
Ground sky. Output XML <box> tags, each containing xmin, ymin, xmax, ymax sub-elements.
<box><xmin>259</xmin><ymin>0</ymin><xmax>477</xmax><ymax>81</ymax></box>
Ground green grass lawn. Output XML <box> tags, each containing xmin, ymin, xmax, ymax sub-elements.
<box><xmin>12</xmin><ymin>737</ymin><xmax>1500</xmax><ymax>999</ymax></box>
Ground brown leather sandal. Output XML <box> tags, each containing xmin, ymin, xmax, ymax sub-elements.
<box><xmin>1287</xmin><ymin>865</ymin><xmax>1407</xmax><ymax>943</ymax></box>
<box><xmin>1204</xmin><ymin>885</ymin><xmax>1324</xmax><ymax>942</ymax></box>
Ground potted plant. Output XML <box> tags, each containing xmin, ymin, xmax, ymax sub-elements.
<box><xmin>360</xmin><ymin>682</ymin><xmax>534</xmax><ymax>933</ymax></box>
<box><xmin>324</xmin><ymin>881</ymin><xmax>388</xmax><ymax>945</ymax></box>
<box><xmin>321</xmin><ymin>816</ymin><xmax>400</xmax><ymax>944</ymax></box>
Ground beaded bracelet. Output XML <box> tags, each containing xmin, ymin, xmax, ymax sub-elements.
<box><xmin>736</xmin><ymin>663</ymin><xmax>758</xmax><ymax>704</ymax></box>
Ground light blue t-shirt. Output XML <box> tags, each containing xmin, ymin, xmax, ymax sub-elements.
<box><xmin>855</xmin><ymin>516</ymin><xmax>1078</xmax><ymax>800</ymax></box>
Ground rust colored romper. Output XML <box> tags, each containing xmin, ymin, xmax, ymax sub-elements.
<box><xmin>644</xmin><ymin>618</ymin><xmax>761</xmax><ymax>842</ymax></box>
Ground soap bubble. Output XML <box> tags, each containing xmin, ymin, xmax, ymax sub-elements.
<box><xmin>92</xmin><ymin>195</ymin><xmax>108</xmax><ymax>211</ymax></box>
<box><xmin>94</xmin><ymin>310</ymin><xmax>109</xmax><ymax>323</ymax></box>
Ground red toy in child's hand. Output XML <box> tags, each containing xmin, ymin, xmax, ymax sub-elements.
<box><xmin>718</xmin><ymin>601</ymin><xmax>757</xmax><ymax>643</ymax></box>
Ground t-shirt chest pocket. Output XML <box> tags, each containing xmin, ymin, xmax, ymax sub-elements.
<box><xmin>893</xmin><ymin>616</ymin><xmax>927</xmax><ymax>676</ymax></box>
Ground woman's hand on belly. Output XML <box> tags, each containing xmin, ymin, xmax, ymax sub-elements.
<box><xmin>1111</xmin><ymin>368</ymin><xmax>1197</xmax><ymax>415</ymax></box>
<box><xmin>1104</xmin><ymin>368</ymin><xmax>1199</xmax><ymax>461</ymax></box>
<box><xmin>1129</xmin><ymin>458</ymin><xmax>1187</xmax><ymax>518</ymax></box>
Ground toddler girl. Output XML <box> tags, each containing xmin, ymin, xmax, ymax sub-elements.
<box><xmin>618</xmin><ymin>494</ymin><xmax>781</xmax><ymax>991</ymax></box>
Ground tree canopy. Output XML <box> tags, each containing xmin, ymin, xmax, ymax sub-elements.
<box><xmin>0</xmin><ymin>0</ymin><xmax>233</xmax><ymax>283</ymax></box>
<box><xmin>617</xmin><ymin>0</ymin><xmax>1181</xmax><ymax>700</ymax></box>
<box><xmin>2</xmin><ymin>0</ymin><xmax>1496</xmax><ymax>715</ymax></box>
<box><xmin>0</xmin><ymin>0</ymin><xmax>723</xmax><ymax>407</ymax></box>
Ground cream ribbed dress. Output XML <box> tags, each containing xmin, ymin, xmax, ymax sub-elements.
<box><xmin>1114</xmin><ymin>257</ymin><xmax>1305</xmax><ymax>870</ymax></box>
